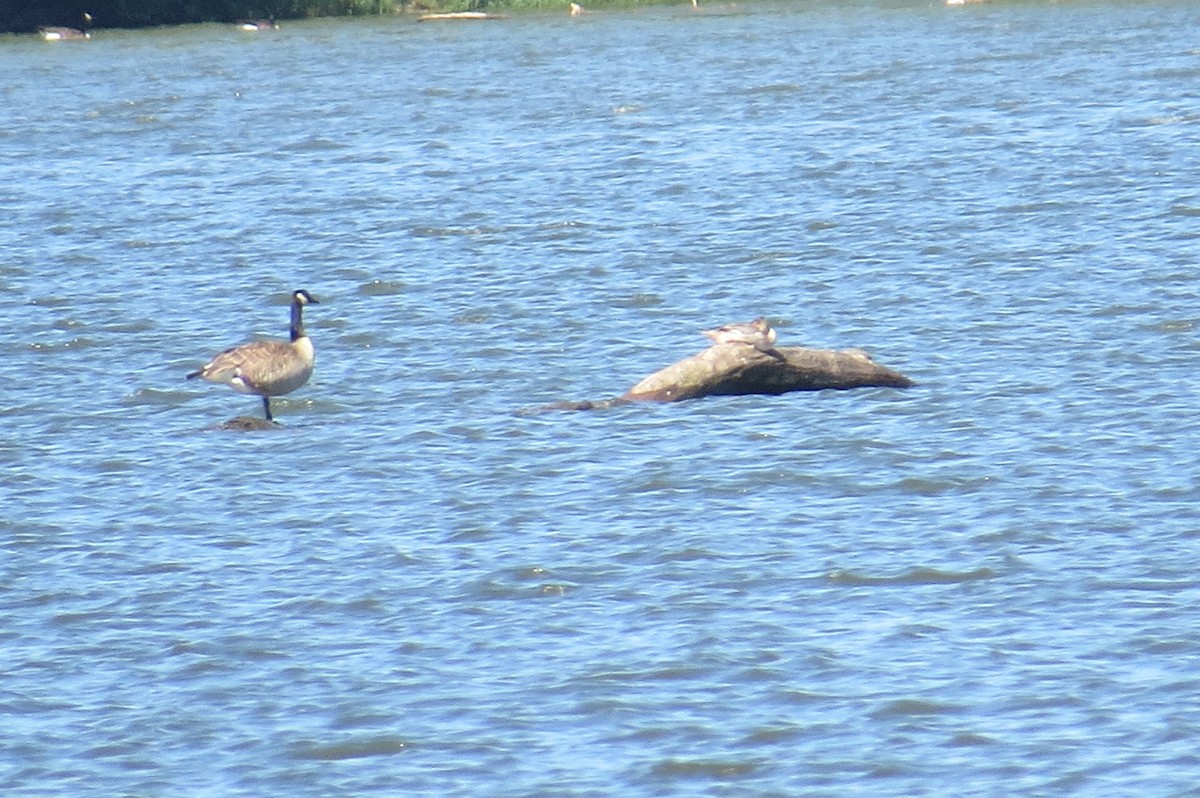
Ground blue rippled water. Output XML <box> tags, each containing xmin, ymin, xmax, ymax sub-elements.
<box><xmin>3</xmin><ymin>0</ymin><xmax>1200</xmax><ymax>794</ymax></box>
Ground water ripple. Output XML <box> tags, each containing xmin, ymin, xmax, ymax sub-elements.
<box><xmin>4</xmin><ymin>3</ymin><xmax>1200</xmax><ymax>796</ymax></box>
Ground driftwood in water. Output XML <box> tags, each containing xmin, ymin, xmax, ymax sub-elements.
<box><xmin>534</xmin><ymin>344</ymin><xmax>913</xmax><ymax>412</ymax></box>
<box><xmin>625</xmin><ymin>344</ymin><xmax>914</xmax><ymax>402</ymax></box>
<box><xmin>418</xmin><ymin>11</ymin><xmax>505</xmax><ymax>20</ymax></box>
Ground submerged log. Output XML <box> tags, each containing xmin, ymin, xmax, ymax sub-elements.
<box><xmin>624</xmin><ymin>344</ymin><xmax>914</xmax><ymax>402</ymax></box>
<box><xmin>215</xmin><ymin>415</ymin><xmax>282</xmax><ymax>431</ymax></box>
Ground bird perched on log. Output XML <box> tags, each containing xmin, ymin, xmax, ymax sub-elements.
<box><xmin>187</xmin><ymin>289</ymin><xmax>319</xmax><ymax>422</ymax></box>
<box><xmin>702</xmin><ymin>316</ymin><xmax>779</xmax><ymax>354</ymax></box>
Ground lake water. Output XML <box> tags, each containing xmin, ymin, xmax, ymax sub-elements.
<box><xmin>3</xmin><ymin>0</ymin><xmax>1200</xmax><ymax>793</ymax></box>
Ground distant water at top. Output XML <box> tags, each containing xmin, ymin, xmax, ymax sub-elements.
<box><xmin>3</xmin><ymin>1</ymin><xmax>1200</xmax><ymax>794</ymax></box>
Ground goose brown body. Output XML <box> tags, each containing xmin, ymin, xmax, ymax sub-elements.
<box><xmin>188</xmin><ymin>290</ymin><xmax>318</xmax><ymax>422</ymax></box>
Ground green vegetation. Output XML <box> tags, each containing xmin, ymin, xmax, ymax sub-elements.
<box><xmin>7</xmin><ymin>1</ymin><xmax>401</xmax><ymax>32</ymax></box>
<box><xmin>5</xmin><ymin>0</ymin><xmax>658</xmax><ymax>33</ymax></box>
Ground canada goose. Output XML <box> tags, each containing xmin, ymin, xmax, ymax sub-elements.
<box><xmin>238</xmin><ymin>17</ymin><xmax>279</xmax><ymax>31</ymax></box>
<box><xmin>187</xmin><ymin>289</ymin><xmax>319</xmax><ymax>422</ymax></box>
<box><xmin>702</xmin><ymin>317</ymin><xmax>778</xmax><ymax>353</ymax></box>
<box><xmin>39</xmin><ymin>12</ymin><xmax>92</xmax><ymax>41</ymax></box>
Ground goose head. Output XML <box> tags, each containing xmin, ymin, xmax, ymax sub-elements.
<box><xmin>293</xmin><ymin>289</ymin><xmax>319</xmax><ymax>306</ymax></box>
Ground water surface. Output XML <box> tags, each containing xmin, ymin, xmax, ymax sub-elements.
<box><xmin>3</xmin><ymin>1</ymin><xmax>1200</xmax><ymax>794</ymax></box>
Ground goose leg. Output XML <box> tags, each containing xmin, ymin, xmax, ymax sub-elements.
<box><xmin>262</xmin><ymin>396</ymin><xmax>274</xmax><ymax>422</ymax></box>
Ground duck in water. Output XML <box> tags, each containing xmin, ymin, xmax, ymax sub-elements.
<box><xmin>702</xmin><ymin>317</ymin><xmax>779</xmax><ymax>354</ymax></box>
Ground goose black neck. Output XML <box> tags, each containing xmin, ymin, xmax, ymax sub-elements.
<box><xmin>290</xmin><ymin>297</ymin><xmax>306</xmax><ymax>342</ymax></box>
